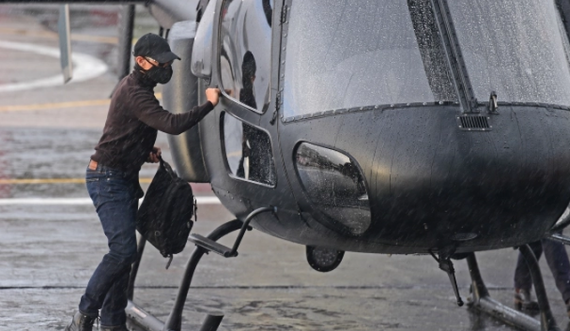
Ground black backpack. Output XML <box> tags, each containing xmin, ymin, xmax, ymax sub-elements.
<box><xmin>137</xmin><ymin>158</ymin><xmax>195</xmax><ymax>267</ymax></box>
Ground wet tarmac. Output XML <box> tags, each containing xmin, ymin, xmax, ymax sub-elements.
<box><xmin>2</xmin><ymin>5</ymin><xmax>570</xmax><ymax>331</ymax></box>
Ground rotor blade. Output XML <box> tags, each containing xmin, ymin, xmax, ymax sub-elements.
<box><xmin>58</xmin><ymin>4</ymin><xmax>72</xmax><ymax>83</ymax></box>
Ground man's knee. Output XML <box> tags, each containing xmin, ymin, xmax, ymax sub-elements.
<box><xmin>107</xmin><ymin>245</ymin><xmax>138</xmax><ymax>267</ymax></box>
<box><xmin>123</xmin><ymin>250</ymin><xmax>139</xmax><ymax>266</ymax></box>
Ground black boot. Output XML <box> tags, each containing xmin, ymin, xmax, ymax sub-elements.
<box><xmin>100</xmin><ymin>325</ymin><xmax>128</xmax><ymax>331</ymax></box>
<box><xmin>514</xmin><ymin>288</ymin><xmax>539</xmax><ymax>311</ymax></box>
<box><xmin>64</xmin><ymin>311</ymin><xmax>96</xmax><ymax>331</ymax></box>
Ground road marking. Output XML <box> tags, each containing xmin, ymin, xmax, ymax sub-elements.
<box><xmin>0</xmin><ymin>93</ymin><xmax>162</xmax><ymax>113</ymax></box>
<box><xmin>0</xmin><ymin>40</ymin><xmax>107</xmax><ymax>93</ymax></box>
<box><xmin>0</xmin><ymin>178</ymin><xmax>152</xmax><ymax>184</ymax></box>
<box><xmin>0</xmin><ymin>196</ymin><xmax>222</xmax><ymax>205</ymax></box>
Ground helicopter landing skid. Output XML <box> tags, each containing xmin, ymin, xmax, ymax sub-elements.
<box><xmin>466</xmin><ymin>247</ymin><xmax>560</xmax><ymax>331</ymax></box>
<box><xmin>125</xmin><ymin>206</ymin><xmax>277</xmax><ymax>331</ymax></box>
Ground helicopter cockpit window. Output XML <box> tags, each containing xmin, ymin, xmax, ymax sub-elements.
<box><xmin>447</xmin><ymin>0</ymin><xmax>570</xmax><ymax>106</ymax></box>
<box><xmin>222</xmin><ymin>112</ymin><xmax>276</xmax><ymax>186</ymax></box>
<box><xmin>219</xmin><ymin>0</ymin><xmax>273</xmax><ymax>113</ymax></box>
<box><xmin>282</xmin><ymin>0</ymin><xmax>457</xmax><ymax>119</ymax></box>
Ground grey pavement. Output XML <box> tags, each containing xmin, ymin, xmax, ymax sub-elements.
<box><xmin>1</xmin><ymin>5</ymin><xmax>570</xmax><ymax>331</ymax></box>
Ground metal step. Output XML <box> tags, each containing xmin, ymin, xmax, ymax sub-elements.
<box><xmin>188</xmin><ymin>233</ymin><xmax>237</xmax><ymax>257</ymax></box>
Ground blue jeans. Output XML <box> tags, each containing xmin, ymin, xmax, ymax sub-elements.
<box><xmin>514</xmin><ymin>237</ymin><xmax>570</xmax><ymax>303</ymax></box>
<box><xmin>79</xmin><ymin>163</ymin><xmax>143</xmax><ymax>326</ymax></box>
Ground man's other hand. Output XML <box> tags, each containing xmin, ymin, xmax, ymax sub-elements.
<box><xmin>147</xmin><ymin>146</ymin><xmax>162</xmax><ymax>163</ymax></box>
<box><xmin>206</xmin><ymin>88</ymin><xmax>221</xmax><ymax>106</ymax></box>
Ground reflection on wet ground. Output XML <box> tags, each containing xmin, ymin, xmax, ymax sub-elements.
<box><xmin>3</xmin><ymin>194</ymin><xmax>570</xmax><ymax>331</ymax></box>
<box><xmin>0</xmin><ymin>287</ymin><xmax>534</xmax><ymax>331</ymax></box>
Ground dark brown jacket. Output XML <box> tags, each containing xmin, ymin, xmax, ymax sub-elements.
<box><xmin>91</xmin><ymin>70</ymin><xmax>213</xmax><ymax>172</ymax></box>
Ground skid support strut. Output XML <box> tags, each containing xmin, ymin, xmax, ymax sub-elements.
<box><xmin>466</xmin><ymin>248</ymin><xmax>560</xmax><ymax>331</ymax></box>
<box><xmin>164</xmin><ymin>220</ymin><xmax>244</xmax><ymax>331</ymax></box>
<box><xmin>126</xmin><ymin>220</ymin><xmax>243</xmax><ymax>331</ymax></box>
<box><xmin>518</xmin><ymin>245</ymin><xmax>560</xmax><ymax>331</ymax></box>
<box><xmin>430</xmin><ymin>248</ymin><xmax>463</xmax><ymax>307</ymax></box>
<box><xmin>126</xmin><ymin>206</ymin><xmax>277</xmax><ymax>331</ymax></box>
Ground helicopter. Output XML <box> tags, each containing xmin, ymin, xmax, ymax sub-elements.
<box><xmin>5</xmin><ymin>0</ymin><xmax>570</xmax><ymax>330</ymax></box>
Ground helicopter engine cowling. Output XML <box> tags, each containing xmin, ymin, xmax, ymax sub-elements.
<box><xmin>147</xmin><ymin>0</ymin><xmax>199</xmax><ymax>29</ymax></box>
<box><xmin>163</xmin><ymin>20</ymin><xmax>209</xmax><ymax>182</ymax></box>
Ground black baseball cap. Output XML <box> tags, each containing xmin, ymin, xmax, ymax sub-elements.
<box><xmin>133</xmin><ymin>33</ymin><xmax>181</xmax><ymax>63</ymax></box>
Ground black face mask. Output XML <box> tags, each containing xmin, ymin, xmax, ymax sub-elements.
<box><xmin>145</xmin><ymin>65</ymin><xmax>173</xmax><ymax>84</ymax></box>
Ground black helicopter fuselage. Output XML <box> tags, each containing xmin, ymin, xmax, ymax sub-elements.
<box><xmin>15</xmin><ymin>0</ymin><xmax>570</xmax><ymax>255</ymax></box>
<box><xmin>162</xmin><ymin>0</ymin><xmax>570</xmax><ymax>255</ymax></box>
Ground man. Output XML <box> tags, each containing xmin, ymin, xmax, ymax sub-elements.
<box><xmin>64</xmin><ymin>33</ymin><xmax>220</xmax><ymax>331</ymax></box>
<box><xmin>514</xmin><ymin>237</ymin><xmax>570</xmax><ymax>318</ymax></box>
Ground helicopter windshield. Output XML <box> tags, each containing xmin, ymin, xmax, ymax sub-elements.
<box><xmin>447</xmin><ymin>0</ymin><xmax>570</xmax><ymax>105</ymax></box>
<box><xmin>282</xmin><ymin>0</ymin><xmax>457</xmax><ymax>118</ymax></box>
<box><xmin>282</xmin><ymin>0</ymin><xmax>570</xmax><ymax>119</ymax></box>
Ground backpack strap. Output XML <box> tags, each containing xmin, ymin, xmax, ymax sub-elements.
<box><xmin>165</xmin><ymin>254</ymin><xmax>174</xmax><ymax>269</ymax></box>
<box><xmin>158</xmin><ymin>155</ymin><xmax>177</xmax><ymax>179</ymax></box>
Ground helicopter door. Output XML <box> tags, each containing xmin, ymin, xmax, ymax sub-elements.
<box><xmin>216</xmin><ymin>0</ymin><xmax>278</xmax><ymax>189</ymax></box>
<box><xmin>218</xmin><ymin>0</ymin><xmax>272</xmax><ymax>115</ymax></box>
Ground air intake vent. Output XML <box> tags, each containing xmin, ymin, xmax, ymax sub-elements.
<box><xmin>457</xmin><ymin>115</ymin><xmax>491</xmax><ymax>131</ymax></box>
